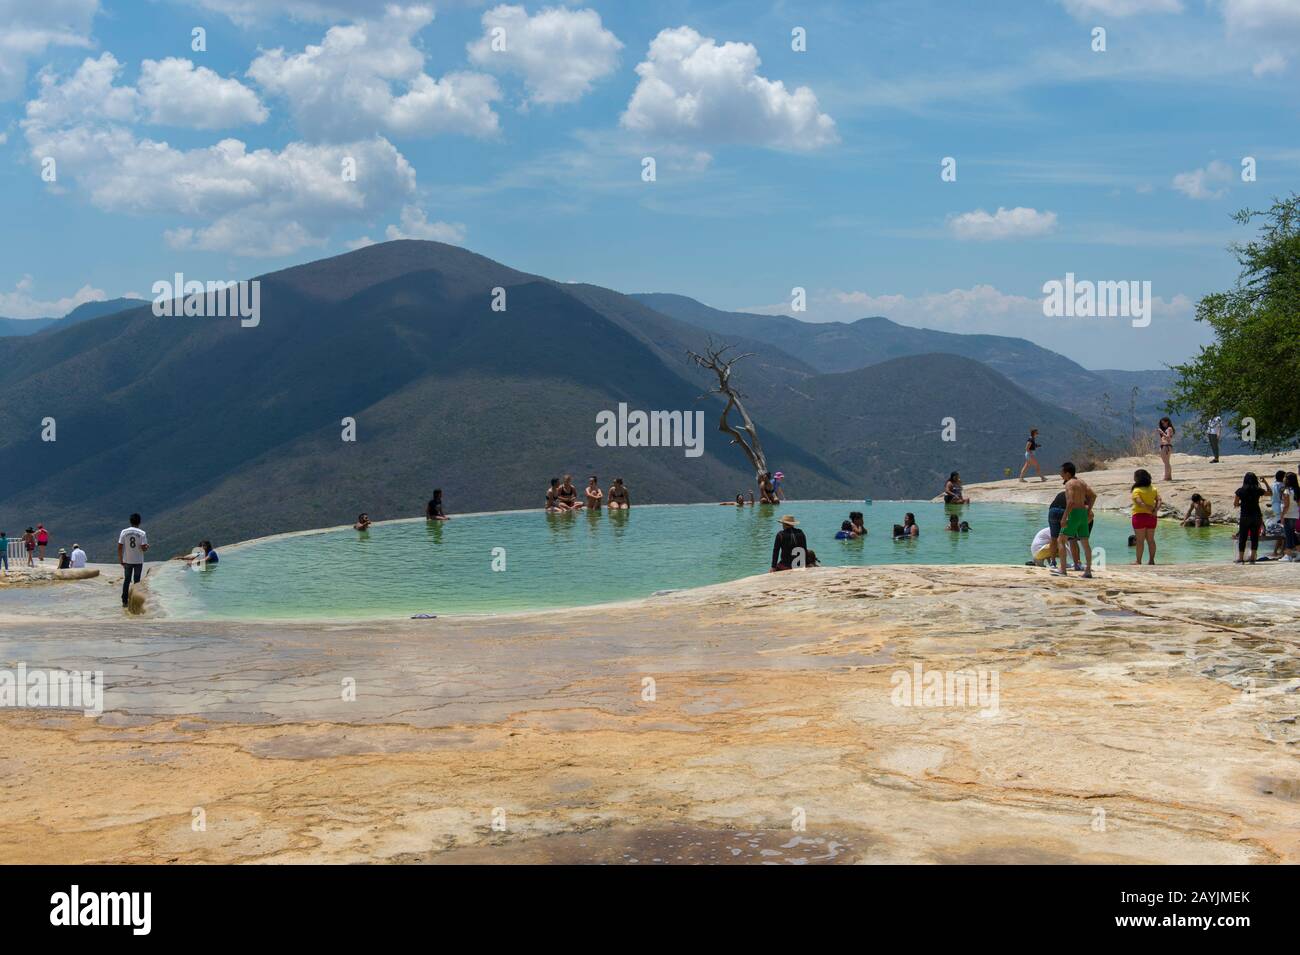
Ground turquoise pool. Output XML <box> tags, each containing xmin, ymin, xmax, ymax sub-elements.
<box><xmin>150</xmin><ymin>501</ymin><xmax>1232</xmax><ymax>620</ymax></box>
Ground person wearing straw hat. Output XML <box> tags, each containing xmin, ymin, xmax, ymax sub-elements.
<box><xmin>770</xmin><ymin>514</ymin><xmax>810</xmax><ymax>572</ymax></box>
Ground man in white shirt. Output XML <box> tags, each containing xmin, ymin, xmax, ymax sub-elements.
<box><xmin>69</xmin><ymin>544</ymin><xmax>87</xmax><ymax>569</ymax></box>
<box><xmin>1207</xmin><ymin>415</ymin><xmax>1222</xmax><ymax>462</ymax></box>
<box><xmin>117</xmin><ymin>513</ymin><xmax>149</xmax><ymax>607</ymax></box>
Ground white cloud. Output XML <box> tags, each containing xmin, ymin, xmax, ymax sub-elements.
<box><xmin>468</xmin><ymin>5</ymin><xmax>622</xmax><ymax>106</ymax></box>
<box><xmin>621</xmin><ymin>26</ymin><xmax>837</xmax><ymax>150</ymax></box>
<box><xmin>1060</xmin><ymin>0</ymin><xmax>1183</xmax><ymax>17</ymax></box>
<box><xmin>186</xmin><ymin>0</ymin><xmax>416</xmax><ymax>27</ymax></box>
<box><xmin>0</xmin><ymin>274</ymin><xmax>106</xmax><ymax>319</ymax></box>
<box><xmin>1220</xmin><ymin>0</ymin><xmax>1300</xmax><ymax>34</ymax></box>
<box><xmin>138</xmin><ymin>58</ymin><xmax>267</xmax><ymax>128</ymax></box>
<box><xmin>248</xmin><ymin>5</ymin><xmax>501</xmax><ymax>140</ymax></box>
<box><xmin>383</xmin><ymin>205</ymin><xmax>466</xmax><ymax>243</ymax></box>
<box><xmin>948</xmin><ymin>207</ymin><xmax>1058</xmax><ymax>241</ymax></box>
<box><xmin>1252</xmin><ymin>53</ymin><xmax>1288</xmax><ymax>76</ymax></box>
<box><xmin>1172</xmin><ymin>160</ymin><xmax>1233</xmax><ymax>199</ymax></box>
<box><xmin>24</xmin><ymin>53</ymin><xmax>137</xmax><ymax>128</ymax></box>
<box><xmin>24</xmin><ymin>52</ymin><xmax>264</xmax><ymax>131</ymax></box>
<box><xmin>0</xmin><ymin>0</ymin><xmax>99</xmax><ymax>101</ymax></box>
<box><xmin>24</xmin><ymin>58</ymin><xmax>417</xmax><ymax>256</ymax></box>
<box><xmin>350</xmin><ymin>205</ymin><xmax>467</xmax><ymax>249</ymax></box>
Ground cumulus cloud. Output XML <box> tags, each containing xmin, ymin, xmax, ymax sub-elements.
<box><xmin>384</xmin><ymin>205</ymin><xmax>466</xmax><ymax>243</ymax></box>
<box><xmin>349</xmin><ymin>205</ymin><xmax>467</xmax><ymax>248</ymax></box>
<box><xmin>23</xmin><ymin>52</ymin><xmax>265</xmax><ymax>130</ymax></box>
<box><xmin>621</xmin><ymin>26</ymin><xmax>837</xmax><ymax>150</ymax></box>
<box><xmin>23</xmin><ymin>56</ymin><xmax>417</xmax><ymax>256</ymax></box>
<box><xmin>138</xmin><ymin>58</ymin><xmax>268</xmax><ymax>128</ymax></box>
<box><xmin>467</xmin><ymin>5</ymin><xmax>621</xmax><ymax>106</ymax></box>
<box><xmin>0</xmin><ymin>0</ymin><xmax>99</xmax><ymax>101</ymax></box>
<box><xmin>248</xmin><ymin>5</ymin><xmax>501</xmax><ymax>140</ymax></box>
<box><xmin>948</xmin><ymin>207</ymin><xmax>1058</xmax><ymax>240</ymax></box>
<box><xmin>1172</xmin><ymin>160</ymin><xmax>1233</xmax><ymax>199</ymax></box>
<box><xmin>0</xmin><ymin>274</ymin><xmax>106</xmax><ymax>319</ymax></box>
<box><xmin>1060</xmin><ymin>0</ymin><xmax>1183</xmax><ymax>17</ymax></box>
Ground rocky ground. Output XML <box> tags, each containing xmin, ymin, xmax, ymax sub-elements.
<box><xmin>0</xmin><ymin>562</ymin><xmax>1295</xmax><ymax>864</ymax></box>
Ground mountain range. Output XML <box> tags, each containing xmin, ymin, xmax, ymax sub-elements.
<box><xmin>0</xmin><ymin>298</ymin><xmax>142</xmax><ymax>338</ymax></box>
<box><xmin>0</xmin><ymin>241</ymin><xmax>1174</xmax><ymax>559</ymax></box>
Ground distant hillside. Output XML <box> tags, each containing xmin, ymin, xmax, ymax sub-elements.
<box><xmin>0</xmin><ymin>242</ymin><xmax>1102</xmax><ymax>559</ymax></box>
<box><xmin>633</xmin><ymin>293</ymin><xmax>1175</xmax><ymax>432</ymax></box>
<box><xmin>752</xmin><ymin>353</ymin><xmax>1092</xmax><ymax>497</ymax></box>
<box><xmin>0</xmin><ymin>298</ymin><xmax>140</xmax><ymax>337</ymax></box>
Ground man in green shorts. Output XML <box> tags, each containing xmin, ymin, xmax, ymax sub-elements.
<box><xmin>1054</xmin><ymin>461</ymin><xmax>1097</xmax><ymax>579</ymax></box>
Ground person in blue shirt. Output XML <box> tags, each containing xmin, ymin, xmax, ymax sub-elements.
<box><xmin>174</xmin><ymin>540</ymin><xmax>219</xmax><ymax>567</ymax></box>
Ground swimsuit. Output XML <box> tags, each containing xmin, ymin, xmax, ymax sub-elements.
<box><xmin>1062</xmin><ymin>508</ymin><xmax>1090</xmax><ymax>539</ymax></box>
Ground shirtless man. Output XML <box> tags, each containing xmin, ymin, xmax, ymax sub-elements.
<box><xmin>585</xmin><ymin>476</ymin><xmax>603</xmax><ymax>510</ymax></box>
<box><xmin>608</xmin><ymin>477</ymin><xmax>630</xmax><ymax>509</ymax></box>
<box><xmin>556</xmin><ymin>474</ymin><xmax>583</xmax><ymax>510</ymax></box>
<box><xmin>1181</xmin><ymin>494</ymin><xmax>1212</xmax><ymax>527</ymax></box>
<box><xmin>1054</xmin><ymin>462</ymin><xmax>1096</xmax><ymax>578</ymax></box>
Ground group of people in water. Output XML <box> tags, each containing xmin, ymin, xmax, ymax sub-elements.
<box><xmin>544</xmin><ymin>475</ymin><xmax>631</xmax><ymax>511</ymax></box>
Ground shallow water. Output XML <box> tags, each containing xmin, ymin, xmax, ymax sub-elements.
<box><xmin>148</xmin><ymin>501</ymin><xmax>1232</xmax><ymax>621</ymax></box>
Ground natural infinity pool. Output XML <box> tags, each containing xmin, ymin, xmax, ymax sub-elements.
<box><xmin>150</xmin><ymin>501</ymin><xmax>1232</xmax><ymax>620</ymax></box>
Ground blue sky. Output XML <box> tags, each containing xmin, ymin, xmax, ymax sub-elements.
<box><xmin>1</xmin><ymin>0</ymin><xmax>1297</xmax><ymax>368</ymax></box>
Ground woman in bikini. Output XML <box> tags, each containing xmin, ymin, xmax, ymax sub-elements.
<box><xmin>1158</xmin><ymin>417</ymin><xmax>1175</xmax><ymax>482</ymax></box>
<box><xmin>555</xmin><ymin>475</ymin><xmax>582</xmax><ymax>510</ymax></box>
<box><xmin>608</xmin><ymin>478</ymin><xmax>630</xmax><ymax>509</ymax></box>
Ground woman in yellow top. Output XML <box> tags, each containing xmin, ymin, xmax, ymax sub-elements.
<box><xmin>1131</xmin><ymin>468</ymin><xmax>1161</xmax><ymax>565</ymax></box>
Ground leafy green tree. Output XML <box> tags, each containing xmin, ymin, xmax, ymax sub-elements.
<box><xmin>1168</xmin><ymin>194</ymin><xmax>1300</xmax><ymax>450</ymax></box>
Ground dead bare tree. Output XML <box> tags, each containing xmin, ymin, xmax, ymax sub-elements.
<box><xmin>686</xmin><ymin>339</ymin><xmax>770</xmax><ymax>481</ymax></box>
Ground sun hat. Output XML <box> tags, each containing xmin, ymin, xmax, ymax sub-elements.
<box><xmin>779</xmin><ymin>514</ymin><xmax>799</xmax><ymax>525</ymax></box>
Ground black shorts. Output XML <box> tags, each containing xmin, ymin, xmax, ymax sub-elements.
<box><xmin>1048</xmin><ymin>507</ymin><xmax>1065</xmax><ymax>538</ymax></box>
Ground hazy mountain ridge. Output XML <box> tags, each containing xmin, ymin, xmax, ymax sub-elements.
<box><xmin>633</xmin><ymin>292</ymin><xmax>1175</xmax><ymax>428</ymax></box>
<box><xmin>0</xmin><ymin>298</ymin><xmax>141</xmax><ymax>337</ymax></box>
